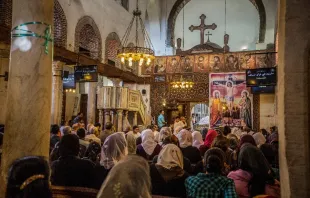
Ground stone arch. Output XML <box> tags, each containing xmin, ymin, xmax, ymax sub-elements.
<box><xmin>0</xmin><ymin>0</ymin><xmax>12</xmax><ymax>27</ymax></box>
<box><xmin>53</xmin><ymin>0</ymin><xmax>67</xmax><ymax>48</ymax></box>
<box><xmin>105</xmin><ymin>32</ymin><xmax>121</xmax><ymax>68</ymax></box>
<box><xmin>166</xmin><ymin>0</ymin><xmax>266</xmax><ymax>47</ymax></box>
<box><xmin>75</xmin><ymin>16</ymin><xmax>102</xmax><ymax>60</ymax></box>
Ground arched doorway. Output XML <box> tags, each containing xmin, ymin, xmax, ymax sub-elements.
<box><xmin>191</xmin><ymin>103</ymin><xmax>209</xmax><ymax>130</ymax></box>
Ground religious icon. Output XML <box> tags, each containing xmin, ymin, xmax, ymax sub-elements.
<box><xmin>210</xmin><ymin>54</ymin><xmax>223</xmax><ymax>71</ymax></box>
<box><xmin>194</xmin><ymin>55</ymin><xmax>209</xmax><ymax>72</ymax></box>
<box><xmin>240</xmin><ymin>53</ymin><xmax>256</xmax><ymax>69</ymax></box>
<box><xmin>225</xmin><ymin>54</ymin><xmax>239</xmax><ymax>71</ymax></box>
<box><xmin>210</xmin><ymin>90</ymin><xmax>222</xmax><ymax>127</ymax></box>
<box><xmin>181</xmin><ymin>56</ymin><xmax>194</xmax><ymax>73</ymax></box>
<box><xmin>239</xmin><ymin>90</ymin><xmax>252</xmax><ymax>128</ymax></box>
<box><xmin>154</xmin><ymin>57</ymin><xmax>167</xmax><ymax>74</ymax></box>
<box><xmin>167</xmin><ymin>56</ymin><xmax>180</xmax><ymax>73</ymax></box>
<box><xmin>256</xmin><ymin>54</ymin><xmax>267</xmax><ymax>68</ymax></box>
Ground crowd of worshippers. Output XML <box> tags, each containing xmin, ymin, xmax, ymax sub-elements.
<box><xmin>0</xmin><ymin>117</ymin><xmax>280</xmax><ymax>198</ymax></box>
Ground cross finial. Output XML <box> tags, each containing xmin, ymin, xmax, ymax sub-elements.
<box><xmin>189</xmin><ymin>14</ymin><xmax>217</xmax><ymax>45</ymax></box>
<box><xmin>206</xmin><ymin>31</ymin><xmax>212</xmax><ymax>42</ymax></box>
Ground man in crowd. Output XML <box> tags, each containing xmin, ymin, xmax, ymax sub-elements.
<box><xmin>50</xmin><ymin>125</ymin><xmax>60</xmax><ymax>152</ymax></box>
<box><xmin>100</xmin><ymin>122</ymin><xmax>114</xmax><ymax>144</ymax></box>
<box><xmin>157</xmin><ymin>110</ymin><xmax>166</xmax><ymax>129</ymax></box>
<box><xmin>73</xmin><ymin>112</ymin><xmax>84</xmax><ymax>124</ymax></box>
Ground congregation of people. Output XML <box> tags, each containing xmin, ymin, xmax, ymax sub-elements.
<box><xmin>0</xmin><ymin>112</ymin><xmax>281</xmax><ymax>198</ymax></box>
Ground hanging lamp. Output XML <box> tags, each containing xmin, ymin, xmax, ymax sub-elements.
<box><xmin>117</xmin><ymin>0</ymin><xmax>155</xmax><ymax>67</ymax></box>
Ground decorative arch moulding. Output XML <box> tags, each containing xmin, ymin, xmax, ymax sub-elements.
<box><xmin>166</xmin><ymin>0</ymin><xmax>266</xmax><ymax>47</ymax></box>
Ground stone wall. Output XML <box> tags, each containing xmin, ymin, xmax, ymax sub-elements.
<box><xmin>259</xmin><ymin>94</ymin><xmax>276</xmax><ymax>129</ymax></box>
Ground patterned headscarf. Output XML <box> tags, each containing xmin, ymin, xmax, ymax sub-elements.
<box><xmin>157</xmin><ymin>144</ymin><xmax>184</xmax><ymax>169</ymax></box>
<box><xmin>192</xmin><ymin>131</ymin><xmax>204</xmax><ymax>148</ymax></box>
<box><xmin>98</xmin><ymin>155</ymin><xmax>152</xmax><ymax>198</ymax></box>
<box><xmin>100</xmin><ymin>132</ymin><xmax>128</xmax><ymax>169</ymax></box>
<box><xmin>176</xmin><ymin>129</ymin><xmax>192</xmax><ymax>148</ymax></box>
<box><xmin>141</xmin><ymin>129</ymin><xmax>158</xmax><ymax>155</ymax></box>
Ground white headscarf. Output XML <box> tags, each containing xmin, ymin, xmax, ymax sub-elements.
<box><xmin>100</xmin><ymin>132</ymin><xmax>128</xmax><ymax>169</ymax></box>
<box><xmin>252</xmin><ymin>132</ymin><xmax>266</xmax><ymax>147</ymax></box>
<box><xmin>98</xmin><ymin>155</ymin><xmax>152</xmax><ymax>198</ymax></box>
<box><xmin>157</xmin><ymin>144</ymin><xmax>184</xmax><ymax>169</ymax></box>
<box><xmin>176</xmin><ymin>129</ymin><xmax>193</xmax><ymax>148</ymax></box>
<box><xmin>158</xmin><ymin>127</ymin><xmax>172</xmax><ymax>144</ymax></box>
<box><xmin>141</xmin><ymin>129</ymin><xmax>158</xmax><ymax>155</ymax></box>
<box><xmin>192</xmin><ymin>131</ymin><xmax>204</xmax><ymax>149</ymax></box>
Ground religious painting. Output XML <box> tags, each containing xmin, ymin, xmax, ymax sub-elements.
<box><xmin>209</xmin><ymin>54</ymin><xmax>224</xmax><ymax>72</ymax></box>
<box><xmin>194</xmin><ymin>54</ymin><xmax>209</xmax><ymax>73</ymax></box>
<box><xmin>209</xmin><ymin>72</ymin><xmax>253</xmax><ymax>128</ymax></box>
<box><xmin>141</xmin><ymin>62</ymin><xmax>153</xmax><ymax>76</ymax></box>
<box><xmin>256</xmin><ymin>53</ymin><xmax>276</xmax><ymax>68</ymax></box>
<box><xmin>180</xmin><ymin>55</ymin><xmax>194</xmax><ymax>73</ymax></box>
<box><xmin>224</xmin><ymin>53</ymin><xmax>239</xmax><ymax>71</ymax></box>
<box><xmin>166</xmin><ymin>56</ymin><xmax>181</xmax><ymax>73</ymax></box>
<box><xmin>239</xmin><ymin>53</ymin><xmax>256</xmax><ymax>70</ymax></box>
<box><xmin>154</xmin><ymin>56</ymin><xmax>167</xmax><ymax>74</ymax></box>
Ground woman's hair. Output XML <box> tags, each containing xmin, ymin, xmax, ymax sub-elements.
<box><xmin>204</xmin><ymin>148</ymin><xmax>225</xmax><ymax>174</ymax></box>
<box><xmin>227</xmin><ymin>134</ymin><xmax>239</xmax><ymax>151</ymax></box>
<box><xmin>58</xmin><ymin>134</ymin><xmax>80</xmax><ymax>157</ymax></box>
<box><xmin>6</xmin><ymin>156</ymin><xmax>51</xmax><ymax>198</ymax></box>
<box><xmin>162</xmin><ymin>135</ymin><xmax>179</xmax><ymax>147</ymax></box>
<box><xmin>201</xmin><ymin>128</ymin><xmax>208</xmax><ymax>141</ymax></box>
<box><xmin>260</xmin><ymin>128</ymin><xmax>268</xmax><ymax>136</ymax></box>
<box><xmin>238</xmin><ymin>143</ymin><xmax>273</xmax><ymax>197</ymax></box>
<box><xmin>259</xmin><ymin>143</ymin><xmax>275</xmax><ymax>165</ymax></box>
<box><xmin>211</xmin><ymin>135</ymin><xmax>229</xmax><ymax>152</ymax></box>
<box><xmin>223</xmin><ymin>126</ymin><xmax>231</xmax><ymax>136</ymax></box>
<box><xmin>239</xmin><ymin>134</ymin><xmax>257</xmax><ymax>149</ymax></box>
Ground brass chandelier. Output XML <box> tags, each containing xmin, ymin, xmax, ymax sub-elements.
<box><xmin>117</xmin><ymin>0</ymin><xmax>155</xmax><ymax>67</ymax></box>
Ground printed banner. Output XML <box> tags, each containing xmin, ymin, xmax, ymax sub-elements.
<box><xmin>209</xmin><ymin>72</ymin><xmax>253</xmax><ymax>128</ymax></box>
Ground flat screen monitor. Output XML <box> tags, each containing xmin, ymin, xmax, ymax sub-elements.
<box><xmin>246</xmin><ymin>67</ymin><xmax>277</xmax><ymax>87</ymax></box>
<box><xmin>74</xmin><ymin>65</ymin><xmax>98</xmax><ymax>82</ymax></box>
<box><xmin>251</xmin><ymin>86</ymin><xmax>275</xmax><ymax>94</ymax></box>
<box><xmin>63</xmin><ymin>73</ymin><xmax>76</xmax><ymax>89</ymax></box>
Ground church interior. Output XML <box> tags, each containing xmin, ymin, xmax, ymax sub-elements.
<box><xmin>0</xmin><ymin>0</ymin><xmax>310</xmax><ymax>197</ymax></box>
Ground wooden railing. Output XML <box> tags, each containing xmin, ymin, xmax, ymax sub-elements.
<box><xmin>97</xmin><ymin>86</ymin><xmax>147</xmax><ymax>124</ymax></box>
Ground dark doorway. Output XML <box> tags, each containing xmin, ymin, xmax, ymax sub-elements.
<box><xmin>80</xmin><ymin>94</ymin><xmax>88</xmax><ymax>125</ymax></box>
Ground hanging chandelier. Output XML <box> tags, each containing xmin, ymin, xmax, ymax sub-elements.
<box><xmin>117</xmin><ymin>0</ymin><xmax>155</xmax><ymax>67</ymax></box>
<box><xmin>171</xmin><ymin>75</ymin><xmax>194</xmax><ymax>89</ymax></box>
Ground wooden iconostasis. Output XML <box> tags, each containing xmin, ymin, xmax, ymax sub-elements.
<box><xmin>148</xmin><ymin>50</ymin><xmax>275</xmax><ymax>131</ymax></box>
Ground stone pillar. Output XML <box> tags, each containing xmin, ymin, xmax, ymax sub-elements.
<box><xmin>123</xmin><ymin>110</ymin><xmax>129</xmax><ymax>130</ymax></box>
<box><xmin>133</xmin><ymin>111</ymin><xmax>138</xmax><ymax>126</ymax></box>
<box><xmin>0</xmin><ymin>0</ymin><xmax>53</xmax><ymax>195</ymax></box>
<box><xmin>111</xmin><ymin>110</ymin><xmax>117</xmax><ymax>129</ymax></box>
<box><xmin>109</xmin><ymin>78</ymin><xmax>122</xmax><ymax>87</ymax></box>
<box><xmin>277</xmin><ymin>0</ymin><xmax>310</xmax><ymax>197</ymax></box>
<box><xmin>117</xmin><ymin>110</ymin><xmax>123</xmax><ymax>132</ymax></box>
<box><xmin>104</xmin><ymin>109</ymin><xmax>111</xmax><ymax>124</ymax></box>
<box><xmin>86</xmin><ymin>82</ymin><xmax>97</xmax><ymax>124</ymax></box>
<box><xmin>51</xmin><ymin>61</ymin><xmax>64</xmax><ymax>125</ymax></box>
<box><xmin>99</xmin><ymin>109</ymin><xmax>104</xmax><ymax>128</ymax></box>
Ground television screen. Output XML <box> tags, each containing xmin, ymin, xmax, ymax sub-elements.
<box><xmin>246</xmin><ymin>67</ymin><xmax>276</xmax><ymax>87</ymax></box>
<box><xmin>74</xmin><ymin>65</ymin><xmax>98</xmax><ymax>82</ymax></box>
<box><xmin>63</xmin><ymin>74</ymin><xmax>76</xmax><ymax>89</ymax></box>
<box><xmin>251</xmin><ymin>86</ymin><xmax>275</xmax><ymax>94</ymax></box>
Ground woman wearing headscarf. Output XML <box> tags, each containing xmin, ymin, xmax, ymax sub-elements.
<box><xmin>227</xmin><ymin>133</ymin><xmax>239</xmax><ymax>151</ymax></box>
<box><xmin>150</xmin><ymin>144</ymin><xmax>189</xmax><ymax>197</ymax></box>
<box><xmin>177</xmin><ymin>129</ymin><xmax>201</xmax><ymax>164</ymax></box>
<box><xmin>136</xmin><ymin>129</ymin><xmax>161</xmax><ymax>160</ymax></box>
<box><xmin>230</xmin><ymin>134</ymin><xmax>257</xmax><ymax>170</ymax></box>
<box><xmin>94</xmin><ymin>132</ymin><xmax>128</xmax><ymax>189</ymax></box>
<box><xmin>98</xmin><ymin>155</ymin><xmax>152</xmax><ymax>198</ymax></box>
<box><xmin>83</xmin><ymin>141</ymin><xmax>101</xmax><ymax>164</ymax></box>
<box><xmin>211</xmin><ymin>135</ymin><xmax>233</xmax><ymax>173</ymax></box>
<box><xmin>126</xmin><ymin>133</ymin><xmax>137</xmax><ymax>155</ymax></box>
<box><xmin>185</xmin><ymin>148</ymin><xmax>238</xmax><ymax>198</ymax></box>
<box><xmin>228</xmin><ymin>143</ymin><xmax>280</xmax><ymax>198</ymax></box>
<box><xmin>204</xmin><ymin>129</ymin><xmax>218</xmax><ymax>148</ymax></box>
<box><xmin>253</xmin><ymin>132</ymin><xmax>266</xmax><ymax>147</ymax></box>
<box><xmin>158</xmin><ymin>127</ymin><xmax>172</xmax><ymax>146</ymax></box>
<box><xmin>192</xmin><ymin>131</ymin><xmax>208</xmax><ymax>156</ymax></box>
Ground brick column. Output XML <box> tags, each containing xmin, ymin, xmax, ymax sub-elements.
<box><xmin>123</xmin><ymin>110</ymin><xmax>129</xmax><ymax>130</ymax></box>
<box><xmin>133</xmin><ymin>111</ymin><xmax>138</xmax><ymax>126</ymax></box>
<box><xmin>104</xmin><ymin>109</ymin><xmax>111</xmax><ymax>124</ymax></box>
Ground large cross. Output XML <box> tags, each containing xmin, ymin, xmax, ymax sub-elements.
<box><xmin>189</xmin><ymin>14</ymin><xmax>217</xmax><ymax>45</ymax></box>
